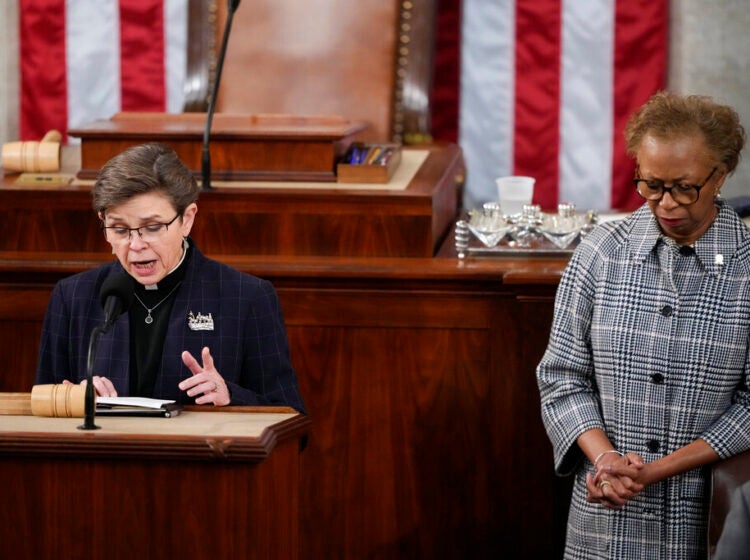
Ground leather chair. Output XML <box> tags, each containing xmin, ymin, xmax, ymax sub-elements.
<box><xmin>184</xmin><ymin>0</ymin><xmax>436</xmax><ymax>144</ymax></box>
<box><xmin>709</xmin><ymin>450</ymin><xmax>750</xmax><ymax>557</ymax></box>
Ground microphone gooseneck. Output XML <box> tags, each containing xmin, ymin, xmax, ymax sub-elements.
<box><xmin>79</xmin><ymin>273</ymin><xmax>134</xmax><ymax>430</ymax></box>
<box><xmin>201</xmin><ymin>0</ymin><xmax>242</xmax><ymax>190</ymax></box>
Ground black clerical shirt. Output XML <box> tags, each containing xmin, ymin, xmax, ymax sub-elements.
<box><xmin>128</xmin><ymin>249</ymin><xmax>189</xmax><ymax>397</ymax></box>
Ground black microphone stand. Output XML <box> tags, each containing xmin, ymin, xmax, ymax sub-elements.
<box><xmin>79</xmin><ymin>325</ymin><xmax>105</xmax><ymax>430</ymax></box>
<box><xmin>201</xmin><ymin>1</ymin><xmax>240</xmax><ymax>190</ymax></box>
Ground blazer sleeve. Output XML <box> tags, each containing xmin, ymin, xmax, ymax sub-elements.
<box><xmin>35</xmin><ymin>281</ymin><xmax>73</xmax><ymax>384</ymax></box>
<box><xmin>536</xmin><ymin>238</ymin><xmax>606</xmax><ymax>475</ymax></box>
<box><xmin>228</xmin><ymin>277</ymin><xmax>306</xmax><ymax>413</ymax></box>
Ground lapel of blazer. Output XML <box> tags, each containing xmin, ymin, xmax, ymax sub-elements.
<box><xmin>157</xmin><ymin>244</ymin><xmax>218</xmax><ymax>394</ymax></box>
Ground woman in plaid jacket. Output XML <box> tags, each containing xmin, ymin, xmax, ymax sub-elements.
<box><xmin>537</xmin><ymin>92</ymin><xmax>750</xmax><ymax>559</ymax></box>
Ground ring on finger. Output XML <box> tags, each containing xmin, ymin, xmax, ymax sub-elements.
<box><xmin>212</xmin><ymin>381</ymin><xmax>219</xmax><ymax>392</ymax></box>
<box><xmin>598</xmin><ymin>480</ymin><xmax>612</xmax><ymax>490</ymax></box>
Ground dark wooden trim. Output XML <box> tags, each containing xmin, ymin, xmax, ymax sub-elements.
<box><xmin>183</xmin><ymin>0</ymin><xmax>216</xmax><ymax>112</ymax></box>
<box><xmin>0</xmin><ymin>412</ymin><xmax>310</xmax><ymax>462</ymax></box>
<box><xmin>394</xmin><ymin>0</ymin><xmax>437</xmax><ymax>144</ymax></box>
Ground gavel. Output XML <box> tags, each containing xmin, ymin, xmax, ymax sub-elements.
<box><xmin>1</xmin><ymin>129</ymin><xmax>62</xmax><ymax>173</ymax></box>
<box><xmin>0</xmin><ymin>384</ymin><xmax>86</xmax><ymax>417</ymax></box>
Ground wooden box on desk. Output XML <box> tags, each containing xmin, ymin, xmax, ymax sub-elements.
<box><xmin>68</xmin><ymin>112</ymin><xmax>368</xmax><ymax>182</ymax></box>
<box><xmin>337</xmin><ymin>144</ymin><xmax>402</xmax><ymax>183</ymax></box>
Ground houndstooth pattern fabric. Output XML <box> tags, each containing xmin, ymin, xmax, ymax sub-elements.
<box><xmin>537</xmin><ymin>200</ymin><xmax>750</xmax><ymax>559</ymax></box>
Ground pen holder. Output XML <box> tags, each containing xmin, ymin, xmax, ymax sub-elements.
<box><xmin>337</xmin><ymin>143</ymin><xmax>402</xmax><ymax>183</ymax></box>
<box><xmin>1</xmin><ymin>130</ymin><xmax>62</xmax><ymax>173</ymax></box>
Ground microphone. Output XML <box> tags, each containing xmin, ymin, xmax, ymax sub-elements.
<box><xmin>201</xmin><ymin>0</ymin><xmax>242</xmax><ymax>190</ymax></box>
<box><xmin>79</xmin><ymin>273</ymin><xmax>133</xmax><ymax>430</ymax></box>
<box><xmin>99</xmin><ymin>272</ymin><xmax>135</xmax><ymax>333</ymax></box>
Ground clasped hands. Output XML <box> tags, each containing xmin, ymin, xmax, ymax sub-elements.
<box><xmin>586</xmin><ymin>452</ymin><xmax>648</xmax><ymax>510</ymax></box>
<box><xmin>64</xmin><ymin>346</ymin><xmax>230</xmax><ymax>406</ymax></box>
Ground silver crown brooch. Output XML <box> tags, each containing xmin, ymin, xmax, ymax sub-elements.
<box><xmin>187</xmin><ymin>311</ymin><xmax>214</xmax><ymax>331</ymax></box>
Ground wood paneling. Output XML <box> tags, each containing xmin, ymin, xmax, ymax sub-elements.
<box><xmin>0</xmin><ymin>413</ymin><xmax>308</xmax><ymax>560</ymax></box>
<box><xmin>0</xmin><ymin>255</ymin><xmax>567</xmax><ymax>558</ymax></box>
<box><xmin>0</xmin><ymin>144</ymin><xmax>572</xmax><ymax>557</ymax></box>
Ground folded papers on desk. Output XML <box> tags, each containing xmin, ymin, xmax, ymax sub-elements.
<box><xmin>96</xmin><ymin>396</ymin><xmax>182</xmax><ymax>417</ymax></box>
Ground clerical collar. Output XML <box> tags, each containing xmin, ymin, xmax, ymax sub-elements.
<box><xmin>141</xmin><ymin>239</ymin><xmax>189</xmax><ymax>292</ymax></box>
<box><xmin>136</xmin><ymin>240</ymin><xmax>189</xmax><ymax>295</ymax></box>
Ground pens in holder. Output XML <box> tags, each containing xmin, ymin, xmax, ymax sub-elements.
<box><xmin>373</xmin><ymin>148</ymin><xmax>392</xmax><ymax>165</ymax></box>
<box><xmin>366</xmin><ymin>147</ymin><xmax>382</xmax><ymax>165</ymax></box>
<box><xmin>336</xmin><ymin>143</ymin><xmax>400</xmax><ymax>183</ymax></box>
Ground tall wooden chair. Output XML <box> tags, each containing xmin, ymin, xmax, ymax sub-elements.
<box><xmin>184</xmin><ymin>0</ymin><xmax>436</xmax><ymax>144</ymax></box>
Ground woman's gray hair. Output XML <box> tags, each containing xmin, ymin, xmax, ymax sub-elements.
<box><xmin>92</xmin><ymin>143</ymin><xmax>200</xmax><ymax>215</ymax></box>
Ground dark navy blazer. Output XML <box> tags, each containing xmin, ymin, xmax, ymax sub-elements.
<box><xmin>35</xmin><ymin>242</ymin><xmax>305</xmax><ymax>412</ymax></box>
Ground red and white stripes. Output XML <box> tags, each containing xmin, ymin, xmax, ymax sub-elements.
<box><xmin>18</xmin><ymin>0</ymin><xmax>666</xmax><ymax>211</ymax></box>
<box><xmin>19</xmin><ymin>0</ymin><xmax>186</xmax><ymax>143</ymax></box>
<box><xmin>460</xmin><ymin>0</ymin><xmax>667</xmax><ymax>211</ymax></box>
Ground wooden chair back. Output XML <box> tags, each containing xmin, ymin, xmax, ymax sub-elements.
<box><xmin>185</xmin><ymin>0</ymin><xmax>436</xmax><ymax>144</ymax></box>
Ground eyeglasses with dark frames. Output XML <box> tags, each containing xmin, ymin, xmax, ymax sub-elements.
<box><xmin>633</xmin><ymin>166</ymin><xmax>717</xmax><ymax>206</ymax></box>
<box><xmin>102</xmin><ymin>213</ymin><xmax>181</xmax><ymax>244</ymax></box>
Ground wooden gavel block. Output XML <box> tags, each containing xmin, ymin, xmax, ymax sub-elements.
<box><xmin>0</xmin><ymin>383</ymin><xmax>85</xmax><ymax>417</ymax></box>
<box><xmin>1</xmin><ymin>129</ymin><xmax>62</xmax><ymax>173</ymax></box>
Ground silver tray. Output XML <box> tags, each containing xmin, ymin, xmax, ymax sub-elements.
<box><xmin>465</xmin><ymin>240</ymin><xmax>576</xmax><ymax>257</ymax></box>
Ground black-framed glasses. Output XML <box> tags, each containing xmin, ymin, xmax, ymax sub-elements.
<box><xmin>633</xmin><ymin>166</ymin><xmax>717</xmax><ymax>205</ymax></box>
<box><xmin>102</xmin><ymin>213</ymin><xmax>181</xmax><ymax>244</ymax></box>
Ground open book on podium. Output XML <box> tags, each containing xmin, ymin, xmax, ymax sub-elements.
<box><xmin>68</xmin><ymin>112</ymin><xmax>369</xmax><ymax>182</ymax></box>
<box><xmin>96</xmin><ymin>396</ymin><xmax>182</xmax><ymax>417</ymax></box>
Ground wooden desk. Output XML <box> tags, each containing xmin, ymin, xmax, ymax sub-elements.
<box><xmin>0</xmin><ymin>146</ymin><xmax>571</xmax><ymax>558</ymax></box>
<box><xmin>0</xmin><ymin>408</ymin><xmax>309</xmax><ymax>560</ymax></box>
<box><xmin>0</xmin><ymin>143</ymin><xmax>463</xmax><ymax>258</ymax></box>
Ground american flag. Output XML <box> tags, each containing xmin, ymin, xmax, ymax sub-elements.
<box><xmin>459</xmin><ymin>0</ymin><xmax>667</xmax><ymax>211</ymax></box>
<box><xmin>19</xmin><ymin>0</ymin><xmax>186</xmax><ymax>142</ymax></box>
<box><xmin>18</xmin><ymin>0</ymin><xmax>666</xmax><ymax>211</ymax></box>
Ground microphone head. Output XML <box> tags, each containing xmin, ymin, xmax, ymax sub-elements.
<box><xmin>99</xmin><ymin>273</ymin><xmax>134</xmax><ymax>328</ymax></box>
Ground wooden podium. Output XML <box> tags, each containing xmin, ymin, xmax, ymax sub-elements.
<box><xmin>0</xmin><ymin>408</ymin><xmax>309</xmax><ymax>560</ymax></box>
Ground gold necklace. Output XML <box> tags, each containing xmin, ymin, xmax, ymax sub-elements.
<box><xmin>132</xmin><ymin>282</ymin><xmax>182</xmax><ymax>324</ymax></box>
